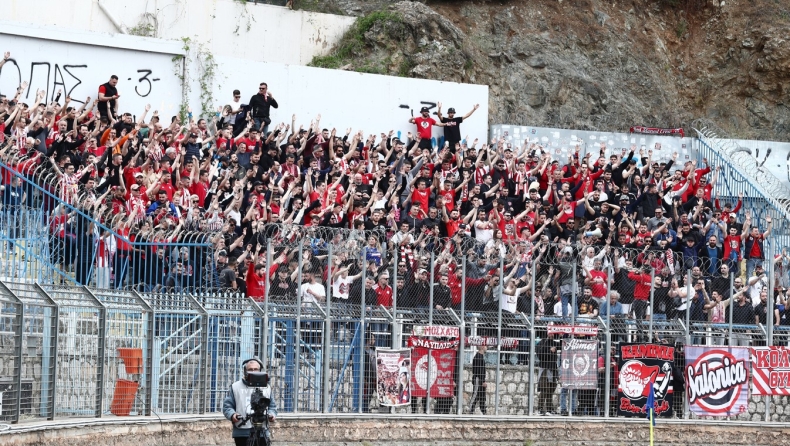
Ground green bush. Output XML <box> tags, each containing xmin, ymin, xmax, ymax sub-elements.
<box><xmin>310</xmin><ymin>11</ymin><xmax>403</xmax><ymax>69</ymax></box>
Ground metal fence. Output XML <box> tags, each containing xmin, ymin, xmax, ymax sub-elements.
<box><xmin>2</xmin><ymin>236</ymin><xmax>790</xmax><ymax>424</ymax></box>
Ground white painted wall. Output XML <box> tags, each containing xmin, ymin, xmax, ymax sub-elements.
<box><xmin>0</xmin><ymin>23</ymin><xmax>185</xmax><ymax>117</ymax></box>
<box><xmin>0</xmin><ymin>24</ymin><xmax>490</xmax><ymax>144</ymax></box>
<box><xmin>207</xmin><ymin>55</ymin><xmax>490</xmax><ymax>146</ymax></box>
<box><xmin>1</xmin><ymin>0</ymin><xmax>355</xmax><ymax>66</ymax></box>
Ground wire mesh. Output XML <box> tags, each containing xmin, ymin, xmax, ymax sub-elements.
<box><xmin>1</xmin><ymin>281</ymin><xmax>58</xmax><ymax>422</ymax></box>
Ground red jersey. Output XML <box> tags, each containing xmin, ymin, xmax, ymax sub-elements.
<box><xmin>374</xmin><ymin>284</ymin><xmax>393</xmax><ymax>307</ymax></box>
<box><xmin>411</xmin><ymin>188</ymin><xmax>430</xmax><ymax>214</ymax></box>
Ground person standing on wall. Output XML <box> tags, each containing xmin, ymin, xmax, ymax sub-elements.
<box><xmin>409</xmin><ymin>106</ymin><xmax>446</xmax><ymax>151</ymax></box>
<box><xmin>97</xmin><ymin>75</ymin><xmax>120</xmax><ymax>121</ymax></box>
<box><xmin>469</xmin><ymin>344</ymin><xmax>487</xmax><ymax>415</ymax></box>
<box><xmin>436</xmin><ymin>102</ymin><xmax>479</xmax><ymax>153</ymax></box>
<box><xmin>248</xmin><ymin>82</ymin><xmax>278</xmax><ymax>136</ymax></box>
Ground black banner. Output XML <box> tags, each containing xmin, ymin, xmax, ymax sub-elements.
<box><xmin>617</xmin><ymin>343</ymin><xmax>674</xmax><ymax>418</ymax></box>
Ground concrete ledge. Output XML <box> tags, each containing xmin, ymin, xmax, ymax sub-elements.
<box><xmin>3</xmin><ymin>414</ymin><xmax>790</xmax><ymax>445</ymax></box>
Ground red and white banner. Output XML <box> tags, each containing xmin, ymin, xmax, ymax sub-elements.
<box><xmin>412</xmin><ymin>325</ymin><xmax>460</xmax><ymax>338</ymax></box>
<box><xmin>629</xmin><ymin>126</ymin><xmax>685</xmax><ymax>138</ymax></box>
<box><xmin>547</xmin><ymin>325</ymin><xmax>599</xmax><ymax>336</ymax></box>
<box><xmin>465</xmin><ymin>336</ymin><xmax>519</xmax><ymax>348</ymax></box>
<box><xmin>685</xmin><ymin>347</ymin><xmax>750</xmax><ymax>416</ymax></box>
<box><xmin>750</xmin><ymin>346</ymin><xmax>790</xmax><ymax>395</ymax></box>
<box><xmin>560</xmin><ymin>339</ymin><xmax>598</xmax><ymax>389</ymax></box>
<box><xmin>376</xmin><ymin>349</ymin><xmax>412</xmax><ymax>407</ymax></box>
<box><xmin>410</xmin><ymin>347</ymin><xmax>456</xmax><ymax>398</ymax></box>
<box><xmin>408</xmin><ymin>337</ymin><xmax>459</xmax><ymax>350</ymax></box>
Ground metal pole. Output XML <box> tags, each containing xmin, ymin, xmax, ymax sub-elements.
<box><xmin>429</xmin><ymin>251</ymin><xmax>435</xmax><ymax>326</ymax></box>
<box><xmin>263</xmin><ymin>239</ymin><xmax>271</xmax><ymax>370</ymax></box>
<box><xmin>322</xmin><ymin>245</ymin><xmax>332</xmax><ymax>413</ymax></box>
<box><xmin>684</xmin><ymin>268</ymin><xmax>692</xmax><ymax>420</ymax></box>
<box><xmin>392</xmin><ymin>245</ymin><xmax>398</xmax><ymax>348</ymax></box>
<box><xmin>570</xmin><ymin>261</ymin><xmax>577</xmax><ymax>416</ymax></box>
<box><xmin>528</xmin><ymin>261</ymin><xmax>536</xmax><ymax>416</ymax></box>
<box><xmin>604</xmin><ymin>264</ymin><xmax>613</xmax><ymax>418</ymax></box>
<box><xmin>648</xmin><ymin>267</ymin><xmax>655</xmax><ymax>341</ymax></box>
<box><xmin>358</xmin><ymin>247</ymin><xmax>366</xmax><ymax>414</ymax></box>
<box><xmin>495</xmin><ymin>256</ymin><xmax>503</xmax><ymax>415</ymax></box>
<box><xmin>766</xmin><ymin>241</ymin><xmax>774</xmax><ymax>422</ymax></box>
<box><xmin>426</xmin><ymin>251</ymin><xmax>435</xmax><ymax>415</ymax></box>
<box><xmin>457</xmin><ymin>255</ymin><xmax>466</xmax><ymax>415</ymax></box>
<box><xmin>295</xmin><ymin>245</ymin><xmax>303</xmax><ymax>412</ymax></box>
<box><xmin>685</xmin><ymin>269</ymin><xmax>692</xmax><ymax>346</ymax></box>
<box><xmin>728</xmin><ymin>273</ymin><xmax>734</xmax><ymax>347</ymax></box>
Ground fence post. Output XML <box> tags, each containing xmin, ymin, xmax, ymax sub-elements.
<box><xmin>429</xmin><ymin>251</ymin><xmax>435</xmax><ymax>326</ymax></box>
<box><xmin>132</xmin><ymin>290</ymin><xmax>154</xmax><ymax>416</ymax></box>
<box><xmin>648</xmin><ymin>267</ymin><xmax>655</xmax><ymax>341</ymax></box>
<box><xmin>392</xmin><ymin>245</ymin><xmax>398</xmax><ymax>348</ymax></box>
<box><xmin>457</xmin><ymin>255</ymin><xmax>466</xmax><ymax>415</ymax></box>
<box><xmin>569</xmin><ymin>261</ymin><xmax>577</xmax><ymax>417</ymax></box>
<box><xmin>494</xmin><ymin>256</ymin><xmax>503</xmax><ymax>415</ymax></box>
<box><xmin>684</xmin><ymin>268</ymin><xmax>692</xmax><ymax>420</ymax></box>
<box><xmin>528</xmin><ymin>261</ymin><xmax>536</xmax><ymax>416</ymax></box>
<box><xmin>9</xmin><ymin>286</ymin><xmax>24</xmax><ymax>424</ymax></box>
<box><xmin>80</xmin><ymin>287</ymin><xmax>107</xmax><ymax>418</ymax></box>
<box><xmin>766</xmin><ymin>241</ymin><xmax>774</xmax><ymax>422</ymax></box>
<box><xmin>604</xmin><ymin>264</ymin><xmax>613</xmax><ymax>418</ymax></box>
<box><xmin>263</xmin><ymin>240</ymin><xmax>271</xmax><ymax>370</ymax></box>
<box><xmin>728</xmin><ymin>273</ymin><xmax>734</xmax><ymax>347</ymax></box>
<box><xmin>322</xmin><ymin>245</ymin><xmax>332</xmax><ymax>413</ymax></box>
<box><xmin>295</xmin><ymin>245</ymin><xmax>303</xmax><ymax>412</ymax></box>
<box><xmin>357</xmin><ymin>247</ymin><xmax>366</xmax><ymax>414</ymax></box>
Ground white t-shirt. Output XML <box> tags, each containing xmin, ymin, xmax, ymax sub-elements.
<box><xmin>475</xmin><ymin>220</ymin><xmax>494</xmax><ymax>244</ymax></box>
<box><xmin>501</xmin><ymin>289</ymin><xmax>518</xmax><ymax>314</ymax></box>
<box><xmin>748</xmin><ymin>275</ymin><xmax>768</xmax><ymax>307</ymax></box>
<box><xmin>300</xmin><ymin>281</ymin><xmax>326</xmax><ymax>305</ymax></box>
<box><xmin>332</xmin><ymin>275</ymin><xmax>353</xmax><ymax>300</ymax></box>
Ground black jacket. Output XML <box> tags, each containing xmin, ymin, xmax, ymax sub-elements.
<box><xmin>472</xmin><ymin>352</ymin><xmax>486</xmax><ymax>383</ymax></box>
<box><xmin>248</xmin><ymin>93</ymin><xmax>278</xmax><ymax>119</ymax></box>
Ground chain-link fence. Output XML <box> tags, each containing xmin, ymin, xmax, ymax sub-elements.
<box><xmin>2</xmin><ymin>234</ymin><xmax>790</xmax><ymax>423</ymax></box>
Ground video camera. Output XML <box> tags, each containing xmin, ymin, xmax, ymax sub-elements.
<box><xmin>246</xmin><ymin>372</ymin><xmax>271</xmax><ymax>423</ymax></box>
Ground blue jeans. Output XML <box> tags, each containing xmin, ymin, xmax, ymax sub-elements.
<box><xmin>253</xmin><ymin>117</ymin><xmax>271</xmax><ymax>136</ymax></box>
<box><xmin>561</xmin><ymin>293</ymin><xmax>571</xmax><ymax>320</ymax></box>
<box><xmin>745</xmin><ymin>258</ymin><xmax>762</xmax><ymax>281</ymax></box>
<box><xmin>560</xmin><ymin>387</ymin><xmax>578</xmax><ymax>413</ymax></box>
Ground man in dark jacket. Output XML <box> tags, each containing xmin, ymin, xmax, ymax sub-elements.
<box><xmin>469</xmin><ymin>345</ymin><xmax>487</xmax><ymax>414</ymax></box>
<box><xmin>248</xmin><ymin>83</ymin><xmax>278</xmax><ymax>135</ymax></box>
<box><xmin>537</xmin><ymin>331</ymin><xmax>559</xmax><ymax>415</ymax></box>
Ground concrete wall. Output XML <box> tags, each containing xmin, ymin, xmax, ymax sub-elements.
<box><xmin>1</xmin><ymin>0</ymin><xmax>355</xmax><ymax>66</ymax></box>
<box><xmin>4</xmin><ymin>414</ymin><xmax>790</xmax><ymax>446</ymax></box>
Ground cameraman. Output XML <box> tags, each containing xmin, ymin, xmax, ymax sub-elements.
<box><xmin>223</xmin><ymin>358</ymin><xmax>278</xmax><ymax>446</ymax></box>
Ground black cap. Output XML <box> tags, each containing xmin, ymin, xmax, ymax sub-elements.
<box><xmin>189</xmin><ymin>133</ymin><xmax>198</xmax><ymax>138</ymax></box>
<box><xmin>448</xmin><ymin>107</ymin><xmax>456</xmax><ymax>113</ymax></box>
<box><xmin>420</xmin><ymin>106</ymin><xmax>430</xmax><ymax>113</ymax></box>
<box><xmin>217</xmin><ymin>250</ymin><xmax>228</xmax><ymax>257</ymax></box>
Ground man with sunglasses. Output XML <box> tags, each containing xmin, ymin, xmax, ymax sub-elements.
<box><xmin>248</xmin><ymin>82</ymin><xmax>278</xmax><ymax>135</ymax></box>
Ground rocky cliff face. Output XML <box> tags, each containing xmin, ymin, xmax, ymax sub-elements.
<box><xmin>309</xmin><ymin>0</ymin><xmax>790</xmax><ymax>142</ymax></box>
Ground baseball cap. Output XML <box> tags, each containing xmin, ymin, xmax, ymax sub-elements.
<box><xmin>448</xmin><ymin>107</ymin><xmax>456</xmax><ymax>113</ymax></box>
<box><xmin>217</xmin><ymin>250</ymin><xmax>228</xmax><ymax>257</ymax></box>
<box><xmin>420</xmin><ymin>106</ymin><xmax>430</xmax><ymax>113</ymax></box>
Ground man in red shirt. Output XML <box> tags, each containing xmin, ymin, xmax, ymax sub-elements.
<box><xmin>409</xmin><ymin>106</ymin><xmax>446</xmax><ymax>150</ymax></box>
<box><xmin>628</xmin><ymin>266</ymin><xmax>653</xmax><ymax>320</ymax></box>
<box><xmin>584</xmin><ymin>259</ymin><xmax>608</xmax><ymax>305</ymax></box>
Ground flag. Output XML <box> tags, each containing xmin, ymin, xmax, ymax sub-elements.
<box><xmin>646</xmin><ymin>379</ymin><xmax>655</xmax><ymax>446</ymax></box>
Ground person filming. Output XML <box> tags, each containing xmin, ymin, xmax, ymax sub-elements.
<box><xmin>223</xmin><ymin>358</ymin><xmax>278</xmax><ymax>446</ymax></box>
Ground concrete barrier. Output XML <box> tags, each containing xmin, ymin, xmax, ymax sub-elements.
<box><xmin>3</xmin><ymin>414</ymin><xmax>790</xmax><ymax>446</ymax></box>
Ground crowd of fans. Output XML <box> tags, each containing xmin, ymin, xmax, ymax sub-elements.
<box><xmin>0</xmin><ymin>51</ymin><xmax>787</xmax><ymax>332</ymax></box>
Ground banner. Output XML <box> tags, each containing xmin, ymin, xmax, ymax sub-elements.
<box><xmin>685</xmin><ymin>347</ymin><xmax>749</xmax><ymax>416</ymax></box>
<box><xmin>629</xmin><ymin>126</ymin><xmax>685</xmax><ymax>138</ymax></box>
<box><xmin>375</xmin><ymin>349</ymin><xmax>412</xmax><ymax>407</ymax></box>
<box><xmin>411</xmin><ymin>347</ymin><xmax>456</xmax><ymax>398</ymax></box>
<box><xmin>560</xmin><ymin>339</ymin><xmax>598</xmax><ymax>389</ymax></box>
<box><xmin>750</xmin><ymin>346</ymin><xmax>790</xmax><ymax>396</ymax></box>
<box><xmin>547</xmin><ymin>325</ymin><xmax>599</xmax><ymax>336</ymax></box>
<box><xmin>412</xmin><ymin>325</ymin><xmax>460</xmax><ymax>338</ymax></box>
<box><xmin>617</xmin><ymin>343</ymin><xmax>674</xmax><ymax>418</ymax></box>
<box><xmin>465</xmin><ymin>336</ymin><xmax>519</xmax><ymax>348</ymax></box>
<box><xmin>408</xmin><ymin>336</ymin><xmax>460</xmax><ymax>350</ymax></box>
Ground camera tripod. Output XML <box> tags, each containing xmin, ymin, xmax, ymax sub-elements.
<box><xmin>237</xmin><ymin>412</ymin><xmax>271</xmax><ymax>446</ymax></box>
